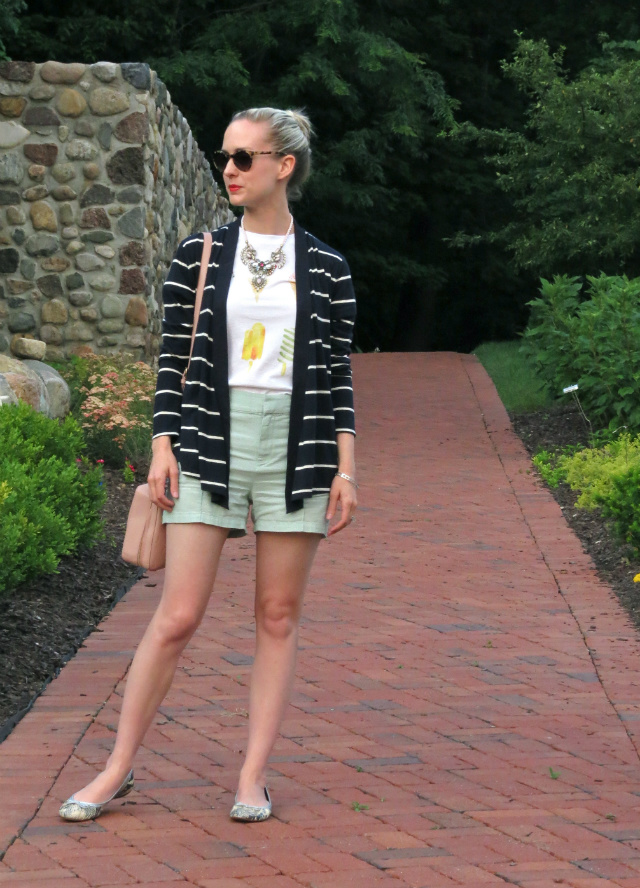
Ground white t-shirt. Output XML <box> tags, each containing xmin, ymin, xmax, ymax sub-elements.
<box><xmin>227</xmin><ymin>231</ymin><xmax>296</xmax><ymax>393</ymax></box>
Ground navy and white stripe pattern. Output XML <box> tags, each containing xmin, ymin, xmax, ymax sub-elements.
<box><xmin>152</xmin><ymin>218</ymin><xmax>356</xmax><ymax>513</ymax></box>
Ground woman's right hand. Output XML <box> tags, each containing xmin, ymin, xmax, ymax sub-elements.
<box><xmin>148</xmin><ymin>436</ymin><xmax>179</xmax><ymax>511</ymax></box>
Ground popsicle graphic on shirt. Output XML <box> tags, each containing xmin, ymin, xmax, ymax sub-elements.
<box><xmin>278</xmin><ymin>327</ymin><xmax>295</xmax><ymax>376</ymax></box>
<box><xmin>242</xmin><ymin>322</ymin><xmax>265</xmax><ymax>368</ymax></box>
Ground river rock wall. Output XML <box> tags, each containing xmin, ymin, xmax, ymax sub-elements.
<box><xmin>0</xmin><ymin>60</ymin><xmax>232</xmax><ymax>365</ymax></box>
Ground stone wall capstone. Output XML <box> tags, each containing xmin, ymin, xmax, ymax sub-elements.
<box><xmin>0</xmin><ymin>60</ymin><xmax>232</xmax><ymax>366</ymax></box>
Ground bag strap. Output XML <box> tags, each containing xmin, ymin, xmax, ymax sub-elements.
<box><xmin>182</xmin><ymin>231</ymin><xmax>213</xmax><ymax>386</ymax></box>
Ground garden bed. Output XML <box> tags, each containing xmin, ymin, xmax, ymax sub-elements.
<box><xmin>0</xmin><ymin>468</ymin><xmax>141</xmax><ymax>740</ymax></box>
<box><xmin>510</xmin><ymin>403</ymin><xmax>640</xmax><ymax>628</ymax></box>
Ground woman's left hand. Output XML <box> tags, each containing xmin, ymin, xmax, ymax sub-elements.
<box><xmin>326</xmin><ymin>475</ymin><xmax>358</xmax><ymax>535</ymax></box>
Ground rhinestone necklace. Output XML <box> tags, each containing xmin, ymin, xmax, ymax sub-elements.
<box><xmin>240</xmin><ymin>214</ymin><xmax>294</xmax><ymax>298</ymax></box>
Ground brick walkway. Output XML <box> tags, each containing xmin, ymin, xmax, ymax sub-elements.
<box><xmin>3</xmin><ymin>352</ymin><xmax>640</xmax><ymax>888</ymax></box>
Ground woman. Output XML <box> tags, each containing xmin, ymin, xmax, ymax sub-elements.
<box><xmin>59</xmin><ymin>107</ymin><xmax>357</xmax><ymax>824</ymax></box>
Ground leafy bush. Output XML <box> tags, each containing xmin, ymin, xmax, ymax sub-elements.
<box><xmin>562</xmin><ymin>435</ymin><xmax>640</xmax><ymax>510</ymax></box>
<box><xmin>49</xmin><ymin>354</ymin><xmax>95</xmax><ymax>414</ymax></box>
<box><xmin>56</xmin><ymin>353</ymin><xmax>156</xmax><ymax>470</ymax></box>
<box><xmin>0</xmin><ymin>401</ymin><xmax>106</xmax><ymax>595</ymax></box>
<box><xmin>522</xmin><ymin>273</ymin><xmax>640</xmax><ymax>429</ymax></box>
<box><xmin>596</xmin><ymin>465</ymin><xmax>640</xmax><ymax>552</ymax></box>
<box><xmin>534</xmin><ymin>434</ymin><xmax>640</xmax><ymax>509</ymax></box>
<box><xmin>531</xmin><ymin>449</ymin><xmax>569</xmax><ymax>489</ymax></box>
<box><xmin>598</xmin><ymin>465</ymin><xmax>640</xmax><ymax>553</ymax></box>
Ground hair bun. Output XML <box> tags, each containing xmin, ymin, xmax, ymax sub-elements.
<box><xmin>288</xmin><ymin>109</ymin><xmax>313</xmax><ymax>142</ymax></box>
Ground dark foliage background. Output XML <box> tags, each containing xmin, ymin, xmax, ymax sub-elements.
<box><xmin>3</xmin><ymin>0</ymin><xmax>640</xmax><ymax>351</ymax></box>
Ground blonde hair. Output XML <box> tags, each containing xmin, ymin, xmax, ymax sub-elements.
<box><xmin>231</xmin><ymin>107</ymin><xmax>313</xmax><ymax>201</ymax></box>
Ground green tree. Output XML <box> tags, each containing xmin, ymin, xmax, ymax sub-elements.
<box><xmin>452</xmin><ymin>37</ymin><xmax>640</xmax><ymax>277</ymax></box>
<box><xmin>382</xmin><ymin>0</ymin><xmax>640</xmax><ymax>348</ymax></box>
<box><xmin>0</xmin><ymin>0</ymin><xmax>26</xmax><ymax>60</ymax></box>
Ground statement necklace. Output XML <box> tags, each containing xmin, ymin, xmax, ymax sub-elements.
<box><xmin>240</xmin><ymin>214</ymin><xmax>294</xmax><ymax>298</ymax></box>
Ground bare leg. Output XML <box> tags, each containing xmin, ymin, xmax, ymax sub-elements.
<box><xmin>235</xmin><ymin>531</ymin><xmax>322</xmax><ymax>806</ymax></box>
<box><xmin>69</xmin><ymin>522</ymin><xmax>229</xmax><ymax>804</ymax></box>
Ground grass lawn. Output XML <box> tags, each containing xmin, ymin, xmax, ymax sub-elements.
<box><xmin>473</xmin><ymin>340</ymin><xmax>553</xmax><ymax>413</ymax></box>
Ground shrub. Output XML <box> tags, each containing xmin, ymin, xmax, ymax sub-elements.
<box><xmin>531</xmin><ymin>449</ymin><xmax>568</xmax><ymax>489</ymax></box>
<box><xmin>560</xmin><ymin>434</ymin><xmax>640</xmax><ymax>509</ymax></box>
<box><xmin>522</xmin><ymin>273</ymin><xmax>640</xmax><ymax>430</ymax></box>
<box><xmin>0</xmin><ymin>391</ymin><xmax>85</xmax><ymax>465</ymax></box>
<box><xmin>597</xmin><ymin>465</ymin><xmax>640</xmax><ymax>553</ymax></box>
<box><xmin>49</xmin><ymin>354</ymin><xmax>94</xmax><ymax>415</ymax></box>
<box><xmin>533</xmin><ymin>433</ymin><xmax>640</xmax><ymax>506</ymax></box>
<box><xmin>0</xmin><ymin>401</ymin><xmax>106</xmax><ymax>595</ymax></box>
<box><xmin>563</xmin><ymin>438</ymin><xmax>640</xmax><ymax>511</ymax></box>
<box><xmin>57</xmin><ymin>353</ymin><xmax>156</xmax><ymax>470</ymax></box>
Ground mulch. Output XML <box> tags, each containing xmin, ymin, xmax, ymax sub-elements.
<box><xmin>1</xmin><ymin>401</ymin><xmax>639</xmax><ymax>742</ymax></box>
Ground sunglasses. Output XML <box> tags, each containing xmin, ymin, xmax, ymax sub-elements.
<box><xmin>212</xmin><ymin>148</ymin><xmax>285</xmax><ymax>173</ymax></box>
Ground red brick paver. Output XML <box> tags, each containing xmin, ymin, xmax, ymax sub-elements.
<box><xmin>2</xmin><ymin>352</ymin><xmax>640</xmax><ymax>887</ymax></box>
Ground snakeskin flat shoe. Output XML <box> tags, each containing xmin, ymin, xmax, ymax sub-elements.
<box><xmin>59</xmin><ymin>770</ymin><xmax>134</xmax><ymax>822</ymax></box>
<box><xmin>229</xmin><ymin>786</ymin><xmax>272</xmax><ymax>822</ymax></box>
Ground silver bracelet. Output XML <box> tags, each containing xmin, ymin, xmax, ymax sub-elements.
<box><xmin>335</xmin><ymin>471</ymin><xmax>359</xmax><ymax>488</ymax></box>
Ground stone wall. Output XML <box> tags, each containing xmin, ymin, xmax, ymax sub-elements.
<box><xmin>0</xmin><ymin>60</ymin><xmax>232</xmax><ymax>365</ymax></box>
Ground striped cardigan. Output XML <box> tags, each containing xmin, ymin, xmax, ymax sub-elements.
<box><xmin>152</xmin><ymin>218</ymin><xmax>356</xmax><ymax>513</ymax></box>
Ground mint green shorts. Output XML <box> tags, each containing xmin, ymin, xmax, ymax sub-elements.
<box><xmin>163</xmin><ymin>389</ymin><xmax>330</xmax><ymax>537</ymax></box>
